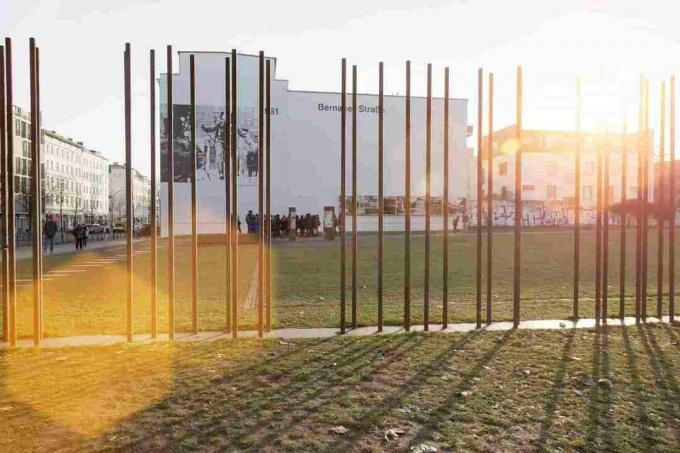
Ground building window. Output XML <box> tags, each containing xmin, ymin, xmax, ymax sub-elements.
<box><xmin>498</xmin><ymin>162</ymin><xmax>508</xmax><ymax>176</ymax></box>
<box><xmin>583</xmin><ymin>186</ymin><xmax>593</xmax><ymax>200</ymax></box>
<box><xmin>547</xmin><ymin>161</ymin><xmax>557</xmax><ymax>175</ymax></box>
<box><xmin>585</xmin><ymin>161</ymin><xmax>595</xmax><ymax>175</ymax></box>
<box><xmin>546</xmin><ymin>185</ymin><xmax>557</xmax><ymax>200</ymax></box>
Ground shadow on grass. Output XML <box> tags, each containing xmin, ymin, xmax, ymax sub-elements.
<box><xmin>586</xmin><ymin>326</ymin><xmax>614</xmax><ymax>451</ymax></box>
<box><xmin>404</xmin><ymin>330</ymin><xmax>513</xmax><ymax>451</ymax></box>
<box><xmin>621</xmin><ymin>324</ymin><xmax>654</xmax><ymax>450</ymax></box>
<box><xmin>641</xmin><ymin>324</ymin><xmax>680</xmax><ymax>443</ymax></box>
<box><xmin>533</xmin><ymin>328</ymin><xmax>575</xmax><ymax>450</ymax></box>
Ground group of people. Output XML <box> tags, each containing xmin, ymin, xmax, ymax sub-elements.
<box><xmin>242</xmin><ymin>211</ymin><xmax>321</xmax><ymax>238</ymax></box>
<box><xmin>71</xmin><ymin>224</ymin><xmax>90</xmax><ymax>250</ymax></box>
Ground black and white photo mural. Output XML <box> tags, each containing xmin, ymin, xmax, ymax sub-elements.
<box><xmin>159</xmin><ymin>51</ymin><xmax>469</xmax><ymax>236</ymax></box>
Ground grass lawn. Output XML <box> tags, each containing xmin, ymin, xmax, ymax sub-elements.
<box><xmin>2</xmin><ymin>325</ymin><xmax>680</xmax><ymax>451</ymax></box>
<box><xmin>2</xmin><ymin>227</ymin><xmax>679</xmax><ymax>339</ymax></box>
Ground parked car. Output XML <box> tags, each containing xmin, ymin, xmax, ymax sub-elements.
<box><xmin>85</xmin><ymin>224</ymin><xmax>105</xmax><ymax>234</ymax></box>
<box><xmin>112</xmin><ymin>222</ymin><xmax>126</xmax><ymax>234</ymax></box>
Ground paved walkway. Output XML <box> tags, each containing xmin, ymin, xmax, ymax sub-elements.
<box><xmin>1</xmin><ymin>316</ymin><xmax>673</xmax><ymax>350</ymax></box>
<box><xmin>16</xmin><ymin>238</ymin><xmax>147</xmax><ymax>260</ymax></box>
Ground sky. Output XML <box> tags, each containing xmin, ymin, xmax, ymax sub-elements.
<box><xmin>3</xmin><ymin>0</ymin><xmax>680</xmax><ymax>176</ymax></box>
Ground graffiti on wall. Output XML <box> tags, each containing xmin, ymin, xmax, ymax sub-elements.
<box><xmin>468</xmin><ymin>200</ymin><xmax>680</xmax><ymax>227</ymax></box>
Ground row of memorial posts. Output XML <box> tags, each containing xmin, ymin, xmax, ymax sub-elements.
<box><xmin>0</xmin><ymin>40</ymin><xmax>275</xmax><ymax>346</ymax></box>
<box><xmin>337</xmin><ymin>61</ymin><xmax>677</xmax><ymax>332</ymax></box>
<box><xmin>0</xmin><ymin>41</ymin><xmax>677</xmax><ymax>346</ymax></box>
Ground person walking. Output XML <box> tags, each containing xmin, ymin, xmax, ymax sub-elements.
<box><xmin>43</xmin><ymin>216</ymin><xmax>58</xmax><ymax>254</ymax></box>
<box><xmin>72</xmin><ymin>224</ymin><xmax>81</xmax><ymax>250</ymax></box>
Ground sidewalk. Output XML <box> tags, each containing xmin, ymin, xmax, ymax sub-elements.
<box><xmin>0</xmin><ymin>316</ymin><xmax>673</xmax><ymax>350</ymax></box>
<box><xmin>15</xmin><ymin>237</ymin><xmax>148</xmax><ymax>260</ymax></box>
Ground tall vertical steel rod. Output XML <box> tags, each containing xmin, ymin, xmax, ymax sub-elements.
<box><xmin>351</xmin><ymin>64</ymin><xmax>357</xmax><ymax>329</ymax></box>
<box><xmin>150</xmin><ymin>49</ymin><xmax>158</xmax><ymax>338</ymax></box>
<box><xmin>230</xmin><ymin>49</ymin><xmax>238</xmax><ymax>337</ymax></box>
<box><xmin>0</xmin><ymin>44</ymin><xmax>6</xmax><ymax>342</ymax></box>
<box><xmin>29</xmin><ymin>38</ymin><xmax>42</xmax><ymax>346</ymax></box>
<box><xmin>442</xmin><ymin>67</ymin><xmax>450</xmax><ymax>328</ymax></box>
<box><xmin>36</xmin><ymin>46</ymin><xmax>43</xmax><ymax>336</ymax></box>
<box><xmin>620</xmin><ymin>123</ymin><xmax>628</xmax><ymax>320</ymax></box>
<box><xmin>635</xmin><ymin>76</ymin><xmax>644</xmax><ymax>322</ymax></box>
<box><xmin>124</xmin><ymin>43</ymin><xmax>133</xmax><ymax>342</ymax></box>
<box><xmin>340</xmin><ymin>58</ymin><xmax>346</xmax><ymax>334</ymax></box>
<box><xmin>602</xmin><ymin>129</ymin><xmax>611</xmax><ymax>322</ymax></box>
<box><xmin>670</xmin><ymin>76</ymin><xmax>676</xmax><ymax>323</ymax></box>
<box><xmin>574</xmin><ymin>78</ymin><xmax>581</xmax><ymax>320</ymax></box>
<box><xmin>265</xmin><ymin>59</ymin><xmax>272</xmax><ymax>332</ymax></box>
<box><xmin>658</xmin><ymin>82</ymin><xmax>666</xmax><ymax>319</ymax></box>
<box><xmin>475</xmin><ymin>67</ymin><xmax>483</xmax><ymax>329</ymax></box>
<box><xmin>166</xmin><ymin>45</ymin><xmax>175</xmax><ymax>339</ymax></box>
<box><xmin>404</xmin><ymin>61</ymin><xmax>411</xmax><ymax>332</ymax></box>
<box><xmin>189</xmin><ymin>54</ymin><xmax>198</xmax><ymax>334</ymax></box>
<box><xmin>513</xmin><ymin>66</ymin><xmax>523</xmax><ymax>328</ymax></box>
<box><xmin>486</xmin><ymin>72</ymin><xmax>494</xmax><ymax>324</ymax></box>
<box><xmin>4</xmin><ymin>39</ymin><xmax>15</xmax><ymax>347</ymax></box>
<box><xmin>224</xmin><ymin>57</ymin><xmax>231</xmax><ymax>333</ymax></box>
<box><xmin>595</xmin><ymin>130</ymin><xmax>603</xmax><ymax>326</ymax></box>
<box><xmin>377</xmin><ymin>61</ymin><xmax>384</xmax><ymax>332</ymax></box>
<box><xmin>642</xmin><ymin>80</ymin><xmax>650</xmax><ymax>321</ymax></box>
<box><xmin>424</xmin><ymin>63</ymin><xmax>431</xmax><ymax>332</ymax></box>
<box><xmin>257</xmin><ymin>51</ymin><xmax>264</xmax><ymax>338</ymax></box>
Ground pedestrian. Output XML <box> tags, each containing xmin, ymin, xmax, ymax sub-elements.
<box><xmin>246</xmin><ymin>210</ymin><xmax>255</xmax><ymax>234</ymax></box>
<box><xmin>43</xmin><ymin>216</ymin><xmax>58</xmax><ymax>254</ymax></box>
<box><xmin>453</xmin><ymin>216</ymin><xmax>459</xmax><ymax>234</ymax></box>
<box><xmin>72</xmin><ymin>224</ymin><xmax>81</xmax><ymax>250</ymax></box>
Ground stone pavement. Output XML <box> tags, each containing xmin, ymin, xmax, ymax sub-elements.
<box><xmin>0</xmin><ymin>315</ymin><xmax>672</xmax><ymax>350</ymax></box>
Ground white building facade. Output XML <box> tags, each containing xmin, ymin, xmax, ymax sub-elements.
<box><xmin>43</xmin><ymin>130</ymin><xmax>110</xmax><ymax>227</ymax></box>
<box><xmin>159</xmin><ymin>51</ymin><xmax>470</xmax><ymax>235</ymax></box>
<box><xmin>109</xmin><ymin>163</ymin><xmax>152</xmax><ymax>226</ymax></box>
<box><xmin>475</xmin><ymin>127</ymin><xmax>651</xmax><ymax>226</ymax></box>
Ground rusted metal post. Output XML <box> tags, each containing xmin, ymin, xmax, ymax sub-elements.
<box><xmin>150</xmin><ymin>49</ymin><xmax>158</xmax><ymax>338</ymax></box>
<box><xmin>424</xmin><ymin>63</ymin><xmax>431</xmax><ymax>332</ymax></box>
<box><xmin>670</xmin><ymin>76</ymin><xmax>676</xmax><ymax>323</ymax></box>
<box><xmin>603</xmin><ymin>129</ymin><xmax>610</xmax><ymax>323</ymax></box>
<box><xmin>340</xmin><ymin>58</ymin><xmax>346</xmax><ymax>334</ymax></box>
<box><xmin>230</xmin><ymin>49</ymin><xmax>238</xmax><ymax>337</ymax></box>
<box><xmin>404</xmin><ymin>61</ymin><xmax>411</xmax><ymax>332</ymax></box>
<box><xmin>378</xmin><ymin>61</ymin><xmax>384</xmax><ymax>332</ymax></box>
<box><xmin>166</xmin><ymin>45</ymin><xmax>175</xmax><ymax>340</ymax></box>
<box><xmin>442</xmin><ymin>67</ymin><xmax>449</xmax><ymax>328</ymax></box>
<box><xmin>257</xmin><ymin>51</ymin><xmax>264</xmax><ymax>338</ymax></box>
<box><xmin>513</xmin><ymin>66</ymin><xmax>522</xmax><ymax>328</ymax></box>
<box><xmin>36</xmin><ymin>46</ymin><xmax>43</xmax><ymax>336</ymax></box>
<box><xmin>189</xmin><ymin>54</ymin><xmax>198</xmax><ymax>334</ymax></box>
<box><xmin>29</xmin><ymin>38</ymin><xmax>42</xmax><ymax>346</ymax></box>
<box><xmin>0</xmin><ymin>44</ymin><xmax>6</xmax><ymax>342</ymax></box>
<box><xmin>224</xmin><ymin>57</ymin><xmax>231</xmax><ymax>333</ymax></box>
<box><xmin>124</xmin><ymin>43</ymin><xmax>133</xmax><ymax>342</ymax></box>
<box><xmin>574</xmin><ymin>78</ymin><xmax>581</xmax><ymax>320</ymax></box>
<box><xmin>351</xmin><ymin>64</ymin><xmax>357</xmax><ymax>329</ymax></box>
<box><xmin>4</xmin><ymin>39</ymin><xmax>15</xmax><ymax>347</ymax></box>
<box><xmin>595</xmin><ymin>130</ymin><xmax>603</xmax><ymax>326</ymax></box>
<box><xmin>635</xmin><ymin>76</ymin><xmax>644</xmax><ymax>323</ymax></box>
<box><xmin>475</xmin><ymin>68</ymin><xmax>483</xmax><ymax>329</ymax></box>
<box><xmin>620</xmin><ymin>123</ymin><xmax>627</xmax><ymax>320</ymax></box>
<box><xmin>265</xmin><ymin>59</ymin><xmax>272</xmax><ymax>332</ymax></box>
<box><xmin>657</xmin><ymin>82</ymin><xmax>666</xmax><ymax>319</ymax></box>
<box><xmin>486</xmin><ymin>72</ymin><xmax>494</xmax><ymax>324</ymax></box>
<box><xmin>642</xmin><ymin>80</ymin><xmax>650</xmax><ymax>321</ymax></box>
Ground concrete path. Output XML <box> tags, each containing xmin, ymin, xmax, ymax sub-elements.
<box><xmin>1</xmin><ymin>316</ymin><xmax>673</xmax><ymax>350</ymax></box>
<box><xmin>16</xmin><ymin>238</ymin><xmax>148</xmax><ymax>260</ymax></box>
